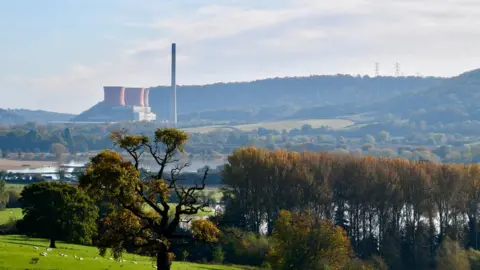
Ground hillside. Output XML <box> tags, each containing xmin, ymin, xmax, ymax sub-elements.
<box><xmin>149</xmin><ymin>75</ymin><xmax>443</xmax><ymax>122</ymax></box>
<box><xmin>357</xmin><ymin>69</ymin><xmax>480</xmax><ymax>123</ymax></box>
<box><xmin>0</xmin><ymin>109</ymin><xmax>75</xmax><ymax>125</ymax></box>
<box><xmin>0</xmin><ymin>109</ymin><xmax>25</xmax><ymax>125</ymax></box>
<box><xmin>0</xmin><ymin>235</ymin><xmax>245</xmax><ymax>270</ymax></box>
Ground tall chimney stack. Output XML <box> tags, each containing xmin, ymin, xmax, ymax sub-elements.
<box><xmin>171</xmin><ymin>43</ymin><xmax>177</xmax><ymax>125</ymax></box>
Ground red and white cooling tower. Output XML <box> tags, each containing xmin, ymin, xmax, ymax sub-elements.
<box><xmin>124</xmin><ymin>87</ymin><xmax>145</xmax><ymax>107</ymax></box>
<box><xmin>103</xmin><ymin>86</ymin><xmax>125</xmax><ymax>106</ymax></box>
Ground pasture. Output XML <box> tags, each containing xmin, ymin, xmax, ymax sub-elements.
<box><xmin>5</xmin><ymin>183</ymin><xmax>27</xmax><ymax>194</ymax></box>
<box><xmin>0</xmin><ymin>235</ymin><xmax>247</xmax><ymax>270</ymax></box>
<box><xmin>183</xmin><ymin>119</ymin><xmax>355</xmax><ymax>133</ymax></box>
<box><xmin>0</xmin><ymin>208</ymin><xmax>22</xmax><ymax>225</ymax></box>
<box><xmin>0</xmin><ymin>205</ymin><xmax>214</xmax><ymax>227</ymax></box>
<box><xmin>0</xmin><ymin>158</ymin><xmax>56</xmax><ymax>171</ymax></box>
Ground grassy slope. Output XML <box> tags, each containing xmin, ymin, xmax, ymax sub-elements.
<box><xmin>0</xmin><ymin>208</ymin><xmax>22</xmax><ymax>224</ymax></box>
<box><xmin>183</xmin><ymin>119</ymin><xmax>355</xmax><ymax>133</ymax></box>
<box><xmin>5</xmin><ymin>183</ymin><xmax>27</xmax><ymax>194</ymax></box>
<box><xmin>0</xmin><ymin>235</ymin><xmax>245</xmax><ymax>270</ymax></box>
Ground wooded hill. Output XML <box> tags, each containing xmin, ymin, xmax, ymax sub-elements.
<box><xmin>149</xmin><ymin>75</ymin><xmax>443</xmax><ymax>122</ymax></box>
<box><xmin>7</xmin><ymin>69</ymin><xmax>480</xmax><ymax>126</ymax></box>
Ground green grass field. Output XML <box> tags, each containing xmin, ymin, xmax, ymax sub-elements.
<box><xmin>0</xmin><ymin>205</ymin><xmax>213</xmax><ymax>227</ymax></box>
<box><xmin>5</xmin><ymin>183</ymin><xmax>27</xmax><ymax>194</ymax></box>
<box><xmin>183</xmin><ymin>119</ymin><xmax>355</xmax><ymax>133</ymax></box>
<box><xmin>0</xmin><ymin>235</ymin><xmax>247</xmax><ymax>270</ymax></box>
<box><xmin>0</xmin><ymin>208</ymin><xmax>22</xmax><ymax>225</ymax></box>
<box><xmin>144</xmin><ymin>203</ymin><xmax>215</xmax><ymax>218</ymax></box>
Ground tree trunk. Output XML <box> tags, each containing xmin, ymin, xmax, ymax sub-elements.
<box><xmin>49</xmin><ymin>238</ymin><xmax>56</xmax><ymax>248</ymax></box>
<box><xmin>156</xmin><ymin>242</ymin><xmax>171</xmax><ymax>270</ymax></box>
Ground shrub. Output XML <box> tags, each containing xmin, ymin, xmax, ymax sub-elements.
<box><xmin>181</xmin><ymin>250</ymin><xmax>189</xmax><ymax>262</ymax></box>
<box><xmin>435</xmin><ymin>237</ymin><xmax>470</xmax><ymax>270</ymax></box>
<box><xmin>467</xmin><ymin>249</ymin><xmax>480</xmax><ymax>270</ymax></box>
<box><xmin>0</xmin><ymin>217</ymin><xmax>18</xmax><ymax>234</ymax></box>
<box><xmin>212</xmin><ymin>245</ymin><xmax>225</xmax><ymax>264</ymax></box>
<box><xmin>221</xmin><ymin>228</ymin><xmax>270</xmax><ymax>266</ymax></box>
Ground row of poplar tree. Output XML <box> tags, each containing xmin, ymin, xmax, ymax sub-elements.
<box><xmin>221</xmin><ymin>147</ymin><xmax>480</xmax><ymax>269</ymax></box>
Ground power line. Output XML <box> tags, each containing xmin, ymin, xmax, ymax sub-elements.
<box><xmin>374</xmin><ymin>62</ymin><xmax>380</xmax><ymax>77</ymax></box>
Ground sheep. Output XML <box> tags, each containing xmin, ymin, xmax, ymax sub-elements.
<box><xmin>40</xmin><ymin>252</ymin><xmax>47</xmax><ymax>256</ymax></box>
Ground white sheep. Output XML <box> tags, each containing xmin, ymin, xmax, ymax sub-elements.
<box><xmin>33</xmin><ymin>246</ymin><xmax>38</xmax><ymax>250</ymax></box>
<box><xmin>40</xmin><ymin>252</ymin><xmax>47</xmax><ymax>256</ymax></box>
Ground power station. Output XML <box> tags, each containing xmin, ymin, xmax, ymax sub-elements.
<box><xmin>73</xmin><ymin>43</ymin><xmax>178</xmax><ymax>124</ymax></box>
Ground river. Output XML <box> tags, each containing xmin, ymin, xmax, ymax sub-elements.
<box><xmin>7</xmin><ymin>158</ymin><xmax>227</xmax><ymax>180</ymax></box>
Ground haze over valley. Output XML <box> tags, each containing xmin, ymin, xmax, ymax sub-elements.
<box><xmin>2</xmin><ymin>1</ymin><xmax>480</xmax><ymax>270</ymax></box>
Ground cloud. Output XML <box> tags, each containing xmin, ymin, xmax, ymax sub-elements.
<box><xmin>3</xmin><ymin>0</ymin><xmax>480</xmax><ymax>113</ymax></box>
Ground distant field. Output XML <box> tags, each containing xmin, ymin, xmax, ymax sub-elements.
<box><xmin>183</xmin><ymin>119</ymin><xmax>355</xmax><ymax>133</ymax></box>
<box><xmin>0</xmin><ymin>235</ymin><xmax>246</xmax><ymax>270</ymax></box>
<box><xmin>142</xmin><ymin>203</ymin><xmax>215</xmax><ymax>218</ymax></box>
<box><xmin>5</xmin><ymin>183</ymin><xmax>27</xmax><ymax>194</ymax></box>
<box><xmin>0</xmin><ymin>202</ymin><xmax>218</xmax><ymax>226</ymax></box>
<box><xmin>0</xmin><ymin>208</ymin><xmax>23</xmax><ymax>225</ymax></box>
<box><xmin>0</xmin><ymin>158</ymin><xmax>56</xmax><ymax>171</ymax></box>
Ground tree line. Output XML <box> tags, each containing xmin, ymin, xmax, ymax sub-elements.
<box><xmin>221</xmin><ymin>147</ymin><xmax>480</xmax><ymax>269</ymax></box>
<box><xmin>8</xmin><ymin>128</ymin><xmax>480</xmax><ymax>269</ymax></box>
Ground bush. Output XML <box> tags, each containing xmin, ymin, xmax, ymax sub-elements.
<box><xmin>181</xmin><ymin>250</ymin><xmax>189</xmax><ymax>262</ymax></box>
<box><xmin>468</xmin><ymin>249</ymin><xmax>480</xmax><ymax>270</ymax></box>
<box><xmin>0</xmin><ymin>217</ymin><xmax>18</xmax><ymax>234</ymax></box>
<box><xmin>436</xmin><ymin>237</ymin><xmax>470</xmax><ymax>270</ymax></box>
<box><xmin>221</xmin><ymin>228</ymin><xmax>270</xmax><ymax>266</ymax></box>
<box><xmin>212</xmin><ymin>245</ymin><xmax>225</xmax><ymax>264</ymax></box>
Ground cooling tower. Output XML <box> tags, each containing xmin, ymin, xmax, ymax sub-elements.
<box><xmin>124</xmin><ymin>87</ymin><xmax>145</xmax><ymax>107</ymax></box>
<box><xmin>143</xmin><ymin>88</ymin><xmax>150</xmax><ymax>107</ymax></box>
<box><xmin>103</xmin><ymin>86</ymin><xmax>125</xmax><ymax>106</ymax></box>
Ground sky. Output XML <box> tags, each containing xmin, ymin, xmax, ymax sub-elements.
<box><xmin>1</xmin><ymin>0</ymin><xmax>480</xmax><ymax>113</ymax></box>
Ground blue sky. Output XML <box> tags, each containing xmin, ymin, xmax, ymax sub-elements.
<box><xmin>1</xmin><ymin>0</ymin><xmax>480</xmax><ymax>113</ymax></box>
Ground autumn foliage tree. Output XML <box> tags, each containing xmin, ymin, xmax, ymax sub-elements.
<box><xmin>222</xmin><ymin>146</ymin><xmax>480</xmax><ymax>270</ymax></box>
<box><xmin>79</xmin><ymin>129</ymin><xmax>219</xmax><ymax>270</ymax></box>
<box><xmin>267</xmin><ymin>210</ymin><xmax>353</xmax><ymax>270</ymax></box>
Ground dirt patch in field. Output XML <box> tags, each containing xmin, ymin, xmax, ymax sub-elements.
<box><xmin>0</xmin><ymin>159</ymin><xmax>56</xmax><ymax>171</ymax></box>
